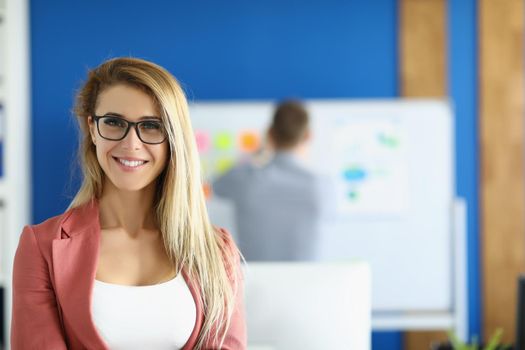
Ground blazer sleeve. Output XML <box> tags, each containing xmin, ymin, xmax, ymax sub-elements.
<box><xmin>11</xmin><ymin>225</ymin><xmax>68</xmax><ymax>350</ymax></box>
<box><xmin>205</xmin><ymin>228</ymin><xmax>247</xmax><ymax>350</ymax></box>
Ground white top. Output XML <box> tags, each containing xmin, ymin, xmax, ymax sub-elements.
<box><xmin>91</xmin><ymin>274</ymin><xmax>197</xmax><ymax>350</ymax></box>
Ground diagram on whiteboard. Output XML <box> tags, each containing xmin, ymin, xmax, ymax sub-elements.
<box><xmin>332</xmin><ymin>120</ymin><xmax>409</xmax><ymax>216</ymax></box>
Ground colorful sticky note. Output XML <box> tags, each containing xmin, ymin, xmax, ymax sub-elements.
<box><xmin>216</xmin><ymin>158</ymin><xmax>235</xmax><ymax>174</ymax></box>
<box><xmin>202</xmin><ymin>182</ymin><xmax>212</xmax><ymax>200</ymax></box>
<box><xmin>195</xmin><ymin>130</ymin><xmax>211</xmax><ymax>154</ymax></box>
<box><xmin>200</xmin><ymin>159</ymin><xmax>211</xmax><ymax>178</ymax></box>
<box><xmin>215</xmin><ymin>132</ymin><xmax>234</xmax><ymax>151</ymax></box>
<box><xmin>239</xmin><ymin>131</ymin><xmax>260</xmax><ymax>153</ymax></box>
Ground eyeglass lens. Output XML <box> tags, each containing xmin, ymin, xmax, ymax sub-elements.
<box><xmin>98</xmin><ymin>116</ymin><xmax>165</xmax><ymax>144</ymax></box>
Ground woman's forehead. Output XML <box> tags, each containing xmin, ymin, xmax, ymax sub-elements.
<box><xmin>95</xmin><ymin>84</ymin><xmax>160</xmax><ymax>119</ymax></box>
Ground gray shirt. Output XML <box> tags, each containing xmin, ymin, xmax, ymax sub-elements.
<box><xmin>212</xmin><ymin>152</ymin><xmax>335</xmax><ymax>261</ymax></box>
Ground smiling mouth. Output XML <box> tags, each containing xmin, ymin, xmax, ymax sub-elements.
<box><xmin>113</xmin><ymin>157</ymin><xmax>149</xmax><ymax>168</ymax></box>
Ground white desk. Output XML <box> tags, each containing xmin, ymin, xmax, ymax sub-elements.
<box><xmin>243</xmin><ymin>262</ymin><xmax>371</xmax><ymax>350</ymax></box>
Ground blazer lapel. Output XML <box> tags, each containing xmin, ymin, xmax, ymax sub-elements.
<box><xmin>51</xmin><ymin>198</ymin><xmax>205</xmax><ymax>350</ymax></box>
<box><xmin>52</xmin><ymin>198</ymin><xmax>108</xmax><ymax>349</ymax></box>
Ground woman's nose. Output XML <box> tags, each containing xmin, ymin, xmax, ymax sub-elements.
<box><xmin>121</xmin><ymin>126</ymin><xmax>143</xmax><ymax>150</ymax></box>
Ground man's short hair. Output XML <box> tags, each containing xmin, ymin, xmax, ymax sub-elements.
<box><xmin>269</xmin><ymin>100</ymin><xmax>309</xmax><ymax>149</ymax></box>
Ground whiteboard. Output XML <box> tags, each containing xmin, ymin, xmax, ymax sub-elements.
<box><xmin>189</xmin><ymin>99</ymin><xmax>454</xmax><ymax>313</ymax></box>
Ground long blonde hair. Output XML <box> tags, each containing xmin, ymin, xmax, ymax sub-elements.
<box><xmin>70</xmin><ymin>57</ymin><xmax>237</xmax><ymax>348</ymax></box>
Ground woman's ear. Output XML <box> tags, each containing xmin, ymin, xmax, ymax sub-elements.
<box><xmin>87</xmin><ymin>116</ymin><xmax>96</xmax><ymax>144</ymax></box>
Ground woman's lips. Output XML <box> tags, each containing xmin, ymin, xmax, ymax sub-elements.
<box><xmin>112</xmin><ymin>156</ymin><xmax>149</xmax><ymax>172</ymax></box>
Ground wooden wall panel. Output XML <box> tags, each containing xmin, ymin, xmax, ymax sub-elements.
<box><xmin>400</xmin><ymin>0</ymin><xmax>447</xmax><ymax>348</ymax></box>
<box><xmin>400</xmin><ymin>0</ymin><xmax>446</xmax><ymax>97</ymax></box>
<box><xmin>480</xmin><ymin>0</ymin><xmax>525</xmax><ymax>343</ymax></box>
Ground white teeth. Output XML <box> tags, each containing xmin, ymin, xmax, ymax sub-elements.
<box><xmin>117</xmin><ymin>158</ymin><xmax>146</xmax><ymax>168</ymax></box>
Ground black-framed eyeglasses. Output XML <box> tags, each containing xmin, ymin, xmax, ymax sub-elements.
<box><xmin>92</xmin><ymin>115</ymin><xmax>167</xmax><ymax>145</ymax></box>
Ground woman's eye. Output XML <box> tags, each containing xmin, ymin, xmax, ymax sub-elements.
<box><xmin>104</xmin><ymin>117</ymin><xmax>126</xmax><ymax>128</ymax></box>
<box><xmin>141</xmin><ymin>121</ymin><xmax>161</xmax><ymax>130</ymax></box>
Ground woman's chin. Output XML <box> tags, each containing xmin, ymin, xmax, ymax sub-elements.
<box><xmin>107</xmin><ymin>178</ymin><xmax>151</xmax><ymax>193</ymax></box>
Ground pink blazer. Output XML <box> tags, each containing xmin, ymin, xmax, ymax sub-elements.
<box><xmin>11</xmin><ymin>199</ymin><xmax>247</xmax><ymax>349</ymax></box>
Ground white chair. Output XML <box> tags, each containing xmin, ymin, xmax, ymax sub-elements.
<box><xmin>243</xmin><ymin>262</ymin><xmax>371</xmax><ymax>350</ymax></box>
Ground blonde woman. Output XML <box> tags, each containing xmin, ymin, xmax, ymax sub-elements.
<box><xmin>11</xmin><ymin>57</ymin><xmax>247</xmax><ymax>349</ymax></box>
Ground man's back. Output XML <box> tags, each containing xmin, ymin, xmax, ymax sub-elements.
<box><xmin>213</xmin><ymin>152</ymin><xmax>333</xmax><ymax>261</ymax></box>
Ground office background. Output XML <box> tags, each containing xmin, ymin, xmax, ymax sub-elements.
<box><xmin>23</xmin><ymin>0</ymin><xmax>521</xmax><ymax>348</ymax></box>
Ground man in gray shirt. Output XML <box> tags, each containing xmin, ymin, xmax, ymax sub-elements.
<box><xmin>212</xmin><ymin>101</ymin><xmax>335</xmax><ymax>261</ymax></box>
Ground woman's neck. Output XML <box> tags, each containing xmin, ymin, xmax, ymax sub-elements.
<box><xmin>98</xmin><ymin>181</ymin><xmax>158</xmax><ymax>236</ymax></box>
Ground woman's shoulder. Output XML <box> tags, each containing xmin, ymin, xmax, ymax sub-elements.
<box><xmin>14</xmin><ymin>208</ymin><xmax>74</xmax><ymax>262</ymax></box>
<box><xmin>35</xmin><ymin>208</ymin><xmax>73</xmax><ymax>232</ymax></box>
<box><xmin>24</xmin><ymin>208</ymin><xmax>75</xmax><ymax>245</ymax></box>
<box><xmin>213</xmin><ymin>226</ymin><xmax>243</xmax><ymax>278</ymax></box>
<box><xmin>214</xmin><ymin>226</ymin><xmax>233</xmax><ymax>243</ymax></box>
<box><xmin>34</xmin><ymin>209</ymin><xmax>72</xmax><ymax>228</ymax></box>
<box><xmin>28</xmin><ymin>199</ymin><xmax>97</xmax><ymax>240</ymax></box>
<box><xmin>213</xmin><ymin>227</ymin><xmax>239</xmax><ymax>257</ymax></box>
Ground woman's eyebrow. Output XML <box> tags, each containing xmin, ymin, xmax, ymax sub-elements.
<box><xmin>102</xmin><ymin>112</ymin><xmax>161</xmax><ymax>120</ymax></box>
<box><xmin>138</xmin><ymin>116</ymin><xmax>162</xmax><ymax>121</ymax></box>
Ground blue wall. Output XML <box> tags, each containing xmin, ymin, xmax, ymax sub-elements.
<box><xmin>449</xmin><ymin>0</ymin><xmax>480</xmax><ymax>339</ymax></box>
<box><xmin>31</xmin><ymin>0</ymin><xmax>397</xmax><ymax>221</ymax></box>
<box><xmin>31</xmin><ymin>0</ymin><xmax>479</xmax><ymax>347</ymax></box>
